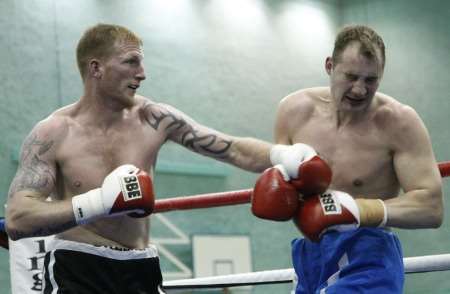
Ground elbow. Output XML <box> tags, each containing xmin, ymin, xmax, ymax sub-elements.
<box><xmin>5</xmin><ymin>208</ymin><xmax>29</xmax><ymax>241</ymax></box>
<box><xmin>428</xmin><ymin>192</ymin><xmax>444</xmax><ymax>228</ymax></box>
<box><xmin>429</xmin><ymin>215</ymin><xmax>443</xmax><ymax>229</ymax></box>
<box><xmin>417</xmin><ymin>185</ymin><xmax>444</xmax><ymax>228</ymax></box>
<box><xmin>429</xmin><ymin>206</ymin><xmax>443</xmax><ymax>228</ymax></box>
<box><xmin>5</xmin><ymin>217</ymin><xmax>24</xmax><ymax>241</ymax></box>
<box><xmin>5</xmin><ymin>224</ymin><xmax>21</xmax><ymax>241</ymax></box>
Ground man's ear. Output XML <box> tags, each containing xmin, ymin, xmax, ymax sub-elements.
<box><xmin>325</xmin><ymin>57</ymin><xmax>333</xmax><ymax>75</ymax></box>
<box><xmin>88</xmin><ymin>59</ymin><xmax>102</xmax><ymax>78</ymax></box>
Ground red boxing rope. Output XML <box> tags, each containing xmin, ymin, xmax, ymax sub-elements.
<box><xmin>1</xmin><ymin>160</ymin><xmax>450</xmax><ymax>249</ymax></box>
<box><xmin>155</xmin><ymin>189</ymin><xmax>252</xmax><ymax>213</ymax></box>
<box><xmin>154</xmin><ymin>161</ymin><xmax>450</xmax><ymax>213</ymax></box>
<box><xmin>439</xmin><ymin>161</ymin><xmax>450</xmax><ymax>178</ymax></box>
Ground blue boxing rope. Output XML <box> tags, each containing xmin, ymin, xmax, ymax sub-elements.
<box><xmin>0</xmin><ymin>217</ymin><xmax>8</xmax><ymax>249</ymax></box>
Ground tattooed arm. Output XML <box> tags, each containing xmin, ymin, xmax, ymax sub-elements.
<box><xmin>143</xmin><ymin>102</ymin><xmax>272</xmax><ymax>172</ymax></box>
<box><xmin>6</xmin><ymin>118</ymin><xmax>76</xmax><ymax>240</ymax></box>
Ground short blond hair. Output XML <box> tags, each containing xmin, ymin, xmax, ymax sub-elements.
<box><xmin>76</xmin><ymin>23</ymin><xmax>143</xmax><ymax>80</ymax></box>
<box><xmin>332</xmin><ymin>25</ymin><xmax>385</xmax><ymax>69</ymax></box>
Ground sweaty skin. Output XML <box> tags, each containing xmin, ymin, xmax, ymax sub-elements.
<box><xmin>278</xmin><ymin>87</ymin><xmax>400</xmax><ymax>197</ymax></box>
<box><xmin>6</xmin><ymin>41</ymin><xmax>272</xmax><ymax>249</ymax></box>
<box><xmin>274</xmin><ymin>43</ymin><xmax>442</xmax><ymax>229</ymax></box>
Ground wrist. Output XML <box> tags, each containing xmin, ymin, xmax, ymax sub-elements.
<box><xmin>379</xmin><ymin>199</ymin><xmax>388</xmax><ymax>227</ymax></box>
<box><xmin>72</xmin><ymin>188</ymin><xmax>104</xmax><ymax>225</ymax></box>
<box><xmin>269</xmin><ymin>144</ymin><xmax>290</xmax><ymax>166</ymax></box>
<box><xmin>270</xmin><ymin>143</ymin><xmax>317</xmax><ymax>178</ymax></box>
<box><xmin>355</xmin><ymin>198</ymin><xmax>387</xmax><ymax>227</ymax></box>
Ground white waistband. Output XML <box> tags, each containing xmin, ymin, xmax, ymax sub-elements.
<box><xmin>49</xmin><ymin>238</ymin><xmax>159</xmax><ymax>260</ymax></box>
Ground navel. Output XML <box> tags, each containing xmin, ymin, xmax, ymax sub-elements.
<box><xmin>73</xmin><ymin>181</ymin><xmax>82</xmax><ymax>188</ymax></box>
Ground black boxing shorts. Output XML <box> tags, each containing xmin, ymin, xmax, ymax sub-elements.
<box><xmin>42</xmin><ymin>239</ymin><xmax>165</xmax><ymax>294</ymax></box>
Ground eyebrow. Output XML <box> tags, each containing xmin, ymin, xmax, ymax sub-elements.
<box><xmin>122</xmin><ymin>53</ymin><xmax>143</xmax><ymax>60</ymax></box>
<box><xmin>344</xmin><ymin>71</ymin><xmax>378</xmax><ymax>79</ymax></box>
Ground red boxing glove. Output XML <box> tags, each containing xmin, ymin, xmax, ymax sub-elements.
<box><xmin>270</xmin><ymin>144</ymin><xmax>332</xmax><ymax>196</ymax></box>
<box><xmin>295</xmin><ymin>190</ymin><xmax>387</xmax><ymax>242</ymax></box>
<box><xmin>112</xmin><ymin>168</ymin><xmax>155</xmax><ymax>218</ymax></box>
<box><xmin>72</xmin><ymin>165</ymin><xmax>155</xmax><ymax>225</ymax></box>
<box><xmin>290</xmin><ymin>156</ymin><xmax>332</xmax><ymax>196</ymax></box>
<box><xmin>251</xmin><ymin>165</ymin><xmax>299</xmax><ymax>221</ymax></box>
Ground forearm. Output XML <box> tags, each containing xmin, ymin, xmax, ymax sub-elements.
<box><xmin>227</xmin><ymin>137</ymin><xmax>272</xmax><ymax>172</ymax></box>
<box><xmin>384</xmin><ymin>189</ymin><xmax>443</xmax><ymax>229</ymax></box>
<box><xmin>349</xmin><ymin>189</ymin><xmax>442</xmax><ymax>229</ymax></box>
<box><xmin>296</xmin><ymin>188</ymin><xmax>442</xmax><ymax>242</ymax></box>
<box><xmin>6</xmin><ymin>191</ymin><xmax>76</xmax><ymax>240</ymax></box>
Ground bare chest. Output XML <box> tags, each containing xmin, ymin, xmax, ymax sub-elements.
<box><xmin>56</xmin><ymin>124</ymin><xmax>165</xmax><ymax>196</ymax></box>
<box><xmin>292</xmin><ymin>120</ymin><xmax>399</xmax><ymax>197</ymax></box>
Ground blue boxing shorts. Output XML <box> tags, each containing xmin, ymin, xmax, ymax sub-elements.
<box><xmin>291</xmin><ymin>228</ymin><xmax>404</xmax><ymax>294</ymax></box>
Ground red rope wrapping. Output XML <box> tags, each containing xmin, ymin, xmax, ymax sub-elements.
<box><xmin>154</xmin><ymin>161</ymin><xmax>450</xmax><ymax>213</ymax></box>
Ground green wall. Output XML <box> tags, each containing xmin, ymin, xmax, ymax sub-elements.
<box><xmin>1</xmin><ymin>0</ymin><xmax>449</xmax><ymax>293</ymax></box>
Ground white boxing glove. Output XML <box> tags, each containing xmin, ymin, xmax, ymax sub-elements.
<box><xmin>72</xmin><ymin>164</ymin><xmax>155</xmax><ymax>225</ymax></box>
<box><xmin>270</xmin><ymin>143</ymin><xmax>317</xmax><ymax>178</ymax></box>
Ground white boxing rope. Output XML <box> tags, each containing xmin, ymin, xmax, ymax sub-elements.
<box><xmin>404</xmin><ymin>254</ymin><xmax>450</xmax><ymax>273</ymax></box>
<box><xmin>164</xmin><ymin>268</ymin><xmax>295</xmax><ymax>289</ymax></box>
<box><xmin>163</xmin><ymin>254</ymin><xmax>450</xmax><ymax>289</ymax></box>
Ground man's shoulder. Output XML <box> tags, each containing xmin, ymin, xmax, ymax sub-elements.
<box><xmin>29</xmin><ymin>106</ymin><xmax>73</xmax><ymax>140</ymax></box>
<box><xmin>37</xmin><ymin>111</ymin><xmax>68</xmax><ymax>131</ymax></box>
<box><xmin>373</xmin><ymin>92</ymin><xmax>421</xmax><ymax>131</ymax></box>
<box><xmin>135</xmin><ymin>95</ymin><xmax>179</xmax><ymax>115</ymax></box>
<box><xmin>374</xmin><ymin>93</ymin><xmax>431</xmax><ymax>152</ymax></box>
<box><xmin>278</xmin><ymin>87</ymin><xmax>328</xmax><ymax>119</ymax></box>
<box><xmin>282</xmin><ymin>87</ymin><xmax>329</xmax><ymax>102</ymax></box>
<box><xmin>375</xmin><ymin>93</ymin><xmax>418</xmax><ymax>120</ymax></box>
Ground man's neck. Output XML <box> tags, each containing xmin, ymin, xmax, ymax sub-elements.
<box><xmin>76</xmin><ymin>94</ymin><xmax>131</xmax><ymax>130</ymax></box>
<box><xmin>333</xmin><ymin>107</ymin><xmax>371</xmax><ymax>128</ymax></box>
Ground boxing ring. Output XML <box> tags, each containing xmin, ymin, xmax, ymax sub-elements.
<box><xmin>1</xmin><ymin>161</ymin><xmax>450</xmax><ymax>292</ymax></box>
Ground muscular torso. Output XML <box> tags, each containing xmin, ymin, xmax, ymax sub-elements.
<box><xmin>285</xmin><ymin>87</ymin><xmax>401</xmax><ymax>198</ymax></box>
<box><xmin>54</xmin><ymin>97</ymin><xmax>166</xmax><ymax>248</ymax></box>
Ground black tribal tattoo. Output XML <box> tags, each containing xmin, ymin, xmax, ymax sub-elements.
<box><xmin>8</xmin><ymin>220</ymin><xmax>74</xmax><ymax>241</ymax></box>
<box><xmin>8</xmin><ymin>134</ymin><xmax>56</xmax><ymax>197</ymax></box>
<box><xmin>144</xmin><ymin>103</ymin><xmax>232</xmax><ymax>157</ymax></box>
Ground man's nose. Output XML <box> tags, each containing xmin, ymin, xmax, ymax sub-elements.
<box><xmin>136</xmin><ymin>66</ymin><xmax>146</xmax><ymax>81</ymax></box>
<box><xmin>351</xmin><ymin>80</ymin><xmax>367</xmax><ymax>96</ymax></box>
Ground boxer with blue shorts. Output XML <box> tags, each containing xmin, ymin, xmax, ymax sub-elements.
<box><xmin>259</xmin><ymin>23</ymin><xmax>443</xmax><ymax>294</ymax></box>
<box><xmin>292</xmin><ymin>228</ymin><xmax>403</xmax><ymax>294</ymax></box>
